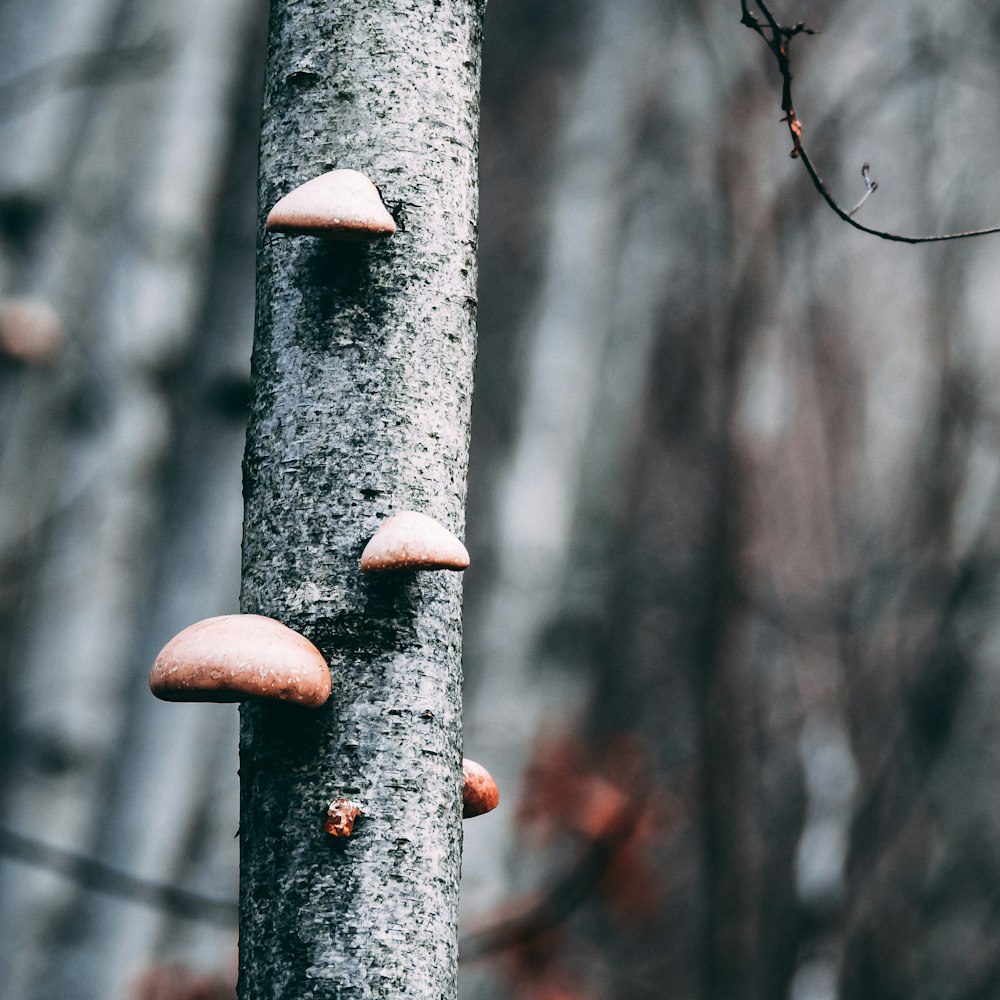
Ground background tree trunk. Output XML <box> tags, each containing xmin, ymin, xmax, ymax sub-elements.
<box><xmin>0</xmin><ymin>2</ymin><xmax>262</xmax><ymax>996</ymax></box>
<box><xmin>239</xmin><ymin>2</ymin><xmax>483</xmax><ymax>997</ymax></box>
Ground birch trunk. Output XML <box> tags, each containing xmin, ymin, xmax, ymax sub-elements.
<box><xmin>239</xmin><ymin>2</ymin><xmax>483</xmax><ymax>997</ymax></box>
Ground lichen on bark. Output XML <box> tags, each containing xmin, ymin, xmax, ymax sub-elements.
<box><xmin>239</xmin><ymin>2</ymin><xmax>482</xmax><ymax>997</ymax></box>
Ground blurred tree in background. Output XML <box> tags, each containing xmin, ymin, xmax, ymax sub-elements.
<box><xmin>3</xmin><ymin>1</ymin><xmax>1000</xmax><ymax>999</ymax></box>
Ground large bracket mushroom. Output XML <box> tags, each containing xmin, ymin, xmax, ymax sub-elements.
<box><xmin>265</xmin><ymin>168</ymin><xmax>396</xmax><ymax>241</ymax></box>
<box><xmin>149</xmin><ymin>614</ymin><xmax>331</xmax><ymax>708</ymax></box>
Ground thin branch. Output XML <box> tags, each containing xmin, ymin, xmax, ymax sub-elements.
<box><xmin>741</xmin><ymin>0</ymin><xmax>1000</xmax><ymax>244</ymax></box>
<box><xmin>0</xmin><ymin>37</ymin><xmax>172</xmax><ymax>123</ymax></box>
<box><xmin>847</xmin><ymin>162</ymin><xmax>878</xmax><ymax>218</ymax></box>
<box><xmin>0</xmin><ymin>825</ymin><xmax>237</xmax><ymax>926</ymax></box>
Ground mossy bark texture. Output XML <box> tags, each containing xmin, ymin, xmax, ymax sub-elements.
<box><xmin>239</xmin><ymin>2</ymin><xmax>482</xmax><ymax>997</ymax></box>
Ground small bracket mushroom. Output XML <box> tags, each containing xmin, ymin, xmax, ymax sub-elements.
<box><xmin>265</xmin><ymin>169</ymin><xmax>396</xmax><ymax>240</ymax></box>
<box><xmin>360</xmin><ymin>511</ymin><xmax>470</xmax><ymax>573</ymax></box>
<box><xmin>149</xmin><ymin>614</ymin><xmax>331</xmax><ymax>707</ymax></box>
<box><xmin>325</xmin><ymin>798</ymin><xmax>363</xmax><ymax>837</ymax></box>
<box><xmin>462</xmin><ymin>759</ymin><xmax>499</xmax><ymax>818</ymax></box>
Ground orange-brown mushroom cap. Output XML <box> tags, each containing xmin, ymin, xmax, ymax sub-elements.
<box><xmin>360</xmin><ymin>511</ymin><xmax>470</xmax><ymax>573</ymax></box>
<box><xmin>149</xmin><ymin>614</ymin><xmax>331</xmax><ymax>708</ymax></box>
<box><xmin>325</xmin><ymin>798</ymin><xmax>363</xmax><ymax>838</ymax></box>
<box><xmin>462</xmin><ymin>759</ymin><xmax>499</xmax><ymax>818</ymax></box>
<box><xmin>265</xmin><ymin>169</ymin><xmax>396</xmax><ymax>240</ymax></box>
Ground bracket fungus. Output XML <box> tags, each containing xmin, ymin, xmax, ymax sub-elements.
<box><xmin>325</xmin><ymin>798</ymin><xmax>364</xmax><ymax>838</ymax></box>
<box><xmin>462</xmin><ymin>759</ymin><xmax>500</xmax><ymax>818</ymax></box>
<box><xmin>360</xmin><ymin>511</ymin><xmax>470</xmax><ymax>573</ymax></box>
<box><xmin>265</xmin><ymin>168</ymin><xmax>396</xmax><ymax>240</ymax></box>
<box><xmin>149</xmin><ymin>614</ymin><xmax>331</xmax><ymax>707</ymax></box>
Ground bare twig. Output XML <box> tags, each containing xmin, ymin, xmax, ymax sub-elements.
<box><xmin>741</xmin><ymin>0</ymin><xmax>1000</xmax><ymax>243</ymax></box>
<box><xmin>0</xmin><ymin>37</ymin><xmax>172</xmax><ymax>123</ymax></box>
<box><xmin>847</xmin><ymin>162</ymin><xmax>878</xmax><ymax>218</ymax></box>
<box><xmin>0</xmin><ymin>826</ymin><xmax>237</xmax><ymax>926</ymax></box>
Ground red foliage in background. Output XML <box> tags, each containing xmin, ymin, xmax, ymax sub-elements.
<box><xmin>131</xmin><ymin>961</ymin><xmax>235</xmax><ymax>1000</ymax></box>
<box><xmin>517</xmin><ymin>731</ymin><xmax>667</xmax><ymax>920</ymax></box>
<box><xmin>465</xmin><ymin>730</ymin><xmax>671</xmax><ymax>999</ymax></box>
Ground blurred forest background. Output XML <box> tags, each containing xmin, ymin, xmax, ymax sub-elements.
<box><xmin>3</xmin><ymin>0</ymin><xmax>1000</xmax><ymax>998</ymax></box>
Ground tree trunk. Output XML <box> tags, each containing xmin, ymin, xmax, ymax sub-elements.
<box><xmin>238</xmin><ymin>2</ymin><xmax>483</xmax><ymax>998</ymax></box>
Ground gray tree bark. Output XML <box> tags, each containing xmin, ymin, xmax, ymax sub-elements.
<box><xmin>239</xmin><ymin>2</ymin><xmax>483</xmax><ymax>998</ymax></box>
